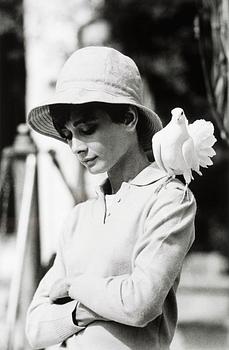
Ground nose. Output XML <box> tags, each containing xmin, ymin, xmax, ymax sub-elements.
<box><xmin>70</xmin><ymin>137</ymin><xmax>88</xmax><ymax>155</ymax></box>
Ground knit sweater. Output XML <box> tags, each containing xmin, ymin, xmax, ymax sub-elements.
<box><xmin>26</xmin><ymin>162</ymin><xmax>196</xmax><ymax>350</ymax></box>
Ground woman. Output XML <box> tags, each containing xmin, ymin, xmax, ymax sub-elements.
<box><xmin>26</xmin><ymin>46</ymin><xmax>196</xmax><ymax>350</ymax></box>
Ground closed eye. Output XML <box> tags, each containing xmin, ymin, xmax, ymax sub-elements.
<box><xmin>78</xmin><ymin>124</ymin><xmax>97</xmax><ymax>136</ymax></box>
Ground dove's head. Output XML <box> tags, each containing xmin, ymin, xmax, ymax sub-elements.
<box><xmin>171</xmin><ymin>108</ymin><xmax>187</xmax><ymax>125</ymax></box>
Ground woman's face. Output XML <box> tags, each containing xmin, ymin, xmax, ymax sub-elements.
<box><xmin>60</xmin><ymin>107</ymin><xmax>135</xmax><ymax>174</ymax></box>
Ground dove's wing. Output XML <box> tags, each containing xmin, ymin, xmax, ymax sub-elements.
<box><xmin>181</xmin><ymin>138</ymin><xmax>200</xmax><ymax>183</ymax></box>
<box><xmin>188</xmin><ymin>120</ymin><xmax>216</xmax><ymax>169</ymax></box>
<box><xmin>152</xmin><ymin>132</ymin><xmax>167</xmax><ymax>172</ymax></box>
<box><xmin>183</xmin><ymin>137</ymin><xmax>202</xmax><ymax>175</ymax></box>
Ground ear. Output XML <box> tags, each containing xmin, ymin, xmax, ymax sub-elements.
<box><xmin>124</xmin><ymin>106</ymin><xmax>138</xmax><ymax>131</ymax></box>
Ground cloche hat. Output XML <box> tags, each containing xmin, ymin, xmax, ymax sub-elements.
<box><xmin>27</xmin><ymin>46</ymin><xmax>162</xmax><ymax>151</ymax></box>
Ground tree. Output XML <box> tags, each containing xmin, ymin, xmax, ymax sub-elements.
<box><xmin>0</xmin><ymin>0</ymin><xmax>25</xmax><ymax>153</ymax></box>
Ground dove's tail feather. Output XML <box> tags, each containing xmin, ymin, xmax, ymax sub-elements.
<box><xmin>188</xmin><ymin>119</ymin><xmax>216</xmax><ymax>170</ymax></box>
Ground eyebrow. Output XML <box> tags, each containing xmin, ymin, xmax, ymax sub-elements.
<box><xmin>67</xmin><ymin>115</ymin><xmax>98</xmax><ymax>128</ymax></box>
<box><xmin>75</xmin><ymin>118</ymin><xmax>97</xmax><ymax>127</ymax></box>
<box><xmin>71</xmin><ymin>118</ymin><xmax>87</xmax><ymax>128</ymax></box>
<box><xmin>66</xmin><ymin>106</ymin><xmax>102</xmax><ymax>128</ymax></box>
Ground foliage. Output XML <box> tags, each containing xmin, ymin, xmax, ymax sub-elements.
<box><xmin>0</xmin><ymin>0</ymin><xmax>23</xmax><ymax>38</ymax></box>
<box><xmin>102</xmin><ymin>0</ymin><xmax>208</xmax><ymax>123</ymax></box>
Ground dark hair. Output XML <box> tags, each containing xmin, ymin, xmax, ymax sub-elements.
<box><xmin>50</xmin><ymin>102</ymin><xmax>150</xmax><ymax>152</ymax></box>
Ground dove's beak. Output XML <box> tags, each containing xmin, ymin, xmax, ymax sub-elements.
<box><xmin>171</xmin><ymin>113</ymin><xmax>180</xmax><ymax>120</ymax></box>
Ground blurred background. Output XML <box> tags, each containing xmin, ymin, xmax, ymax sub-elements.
<box><xmin>0</xmin><ymin>0</ymin><xmax>229</xmax><ymax>349</ymax></box>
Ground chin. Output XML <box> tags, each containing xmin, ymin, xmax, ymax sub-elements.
<box><xmin>83</xmin><ymin>158</ymin><xmax>112</xmax><ymax>175</ymax></box>
<box><xmin>86</xmin><ymin>164</ymin><xmax>108</xmax><ymax>175</ymax></box>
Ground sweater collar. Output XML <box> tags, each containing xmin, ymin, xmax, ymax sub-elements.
<box><xmin>97</xmin><ymin>162</ymin><xmax>167</xmax><ymax>195</ymax></box>
<box><xmin>129</xmin><ymin>162</ymin><xmax>167</xmax><ymax>186</ymax></box>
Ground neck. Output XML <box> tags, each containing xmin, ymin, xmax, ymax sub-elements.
<box><xmin>107</xmin><ymin>145</ymin><xmax>150</xmax><ymax>194</ymax></box>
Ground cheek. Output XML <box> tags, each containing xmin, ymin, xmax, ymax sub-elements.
<box><xmin>88</xmin><ymin>141</ymin><xmax>107</xmax><ymax>155</ymax></box>
<box><xmin>88</xmin><ymin>128</ymin><xmax>129</xmax><ymax>161</ymax></box>
<box><xmin>105</xmin><ymin>134</ymin><xmax>129</xmax><ymax>160</ymax></box>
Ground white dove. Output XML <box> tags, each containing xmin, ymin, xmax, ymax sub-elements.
<box><xmin>152</xmin><ymin>107</ymin><xmax>216</xmax><ymax>200</ymax></box>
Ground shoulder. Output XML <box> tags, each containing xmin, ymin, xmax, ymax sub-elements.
<box><xmin>149</xmin><ymin>177</ymin><xmax>197</xmax><ymax>220</ymax></box>
<box><xmin>158</xmin><ymin>177</ymin><xmax>195</xmax><ymax>201</ymax></box>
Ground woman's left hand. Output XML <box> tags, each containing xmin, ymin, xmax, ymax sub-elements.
<box><xmin>49</xmin><ymin>278</ymin><xmax>71</xmax><ymax>303</ymax></box>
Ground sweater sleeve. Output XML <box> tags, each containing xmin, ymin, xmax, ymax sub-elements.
<box><xmin>68</xmin><ymin>184</ymin><xmax>196</xmax><ymax>327</ymax></box>
<box><xmin>26</xmin><ymin>208</ymin><xmax>85</xmax><ymax>349</ymax></box>
<box><xmin>25</xmin><ymin>253</ymin><xmax>85</xmax><ymax>349</ymax></box>
<box><xmin>74</xmin><ymin>302</ymin><xmax>109</xmax><ymax>327</ymax></box>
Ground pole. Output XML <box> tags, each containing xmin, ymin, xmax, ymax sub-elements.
<box><xmin>6</xmin><ymin>154</ymin><xmax>36</xmax><ymax>350</ymax></box>
<box><xmin>6</xmin><ymin>124</ymin><xmax>41</xmax><ymax>350</ymax></box>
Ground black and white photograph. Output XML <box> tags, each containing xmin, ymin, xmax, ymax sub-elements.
<box><xmin>0</xmin><ymin>1</ymin><xmax>228</xmax><ymax>350</ymax></box>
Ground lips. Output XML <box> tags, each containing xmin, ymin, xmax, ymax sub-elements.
<box><xmin>82</xmin><ymin>156</ymin><xmax>97</xmax><ymax>165</ymax></box>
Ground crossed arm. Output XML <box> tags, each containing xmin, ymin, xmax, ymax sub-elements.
<box><xmin>26</xmin><ymin>186</ymin><xmax>196</xmax><ymax>349</ymax></box>
<box><xmin>26</xmin><ymin>249</ymin><xmax>105</xmax><ymax>349</ymax></box>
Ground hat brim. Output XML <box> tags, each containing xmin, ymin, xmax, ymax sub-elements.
<box><xmin>27</xmin><ymin>88</ymin><xmax>162</xmax><ymax>152</ymax></box>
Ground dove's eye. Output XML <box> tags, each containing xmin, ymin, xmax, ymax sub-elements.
<box><xmin>181</xmin><ymin>111</ymin><xmax>184</xmax><ymax>115</ymax></box>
